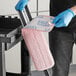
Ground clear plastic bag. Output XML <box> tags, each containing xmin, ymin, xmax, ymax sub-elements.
<box><xmin>24</xmin><ymin>15</ymin><xmax>54</xmax><ymax>32</ymax></box>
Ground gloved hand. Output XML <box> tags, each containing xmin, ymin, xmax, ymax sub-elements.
<box><xmin>15</xmin><ymin>0</ymin><xmax>29</xmax><ymax>11</ymax></box>
<box><xmin>53</xmin><ymin>9</ymin><xmax>75</xmax><ymax>27</ymax></box>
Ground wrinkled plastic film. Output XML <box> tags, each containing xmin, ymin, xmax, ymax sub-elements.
<box><xmin>24</xmin><ymin>15</ymin><xmax>54</xmax><ymax>32</ymax></box>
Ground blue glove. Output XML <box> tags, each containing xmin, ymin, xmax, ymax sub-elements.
<box><xmin>15</xmin><ymin>0</ymin><xmax>29</xmax><ymax>11</ymax></box>
<box><xmin>53</xmin><ymin>9</ymin><xmax>75</xmax><ymax>27</ymax></box>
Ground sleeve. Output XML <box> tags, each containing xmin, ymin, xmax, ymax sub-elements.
<box><xmin>69</xmin><ymin>0</ymin><xmax>76</xmax><ymax>8</ymax></box>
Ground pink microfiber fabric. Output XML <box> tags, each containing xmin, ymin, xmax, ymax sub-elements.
<box><xmin>21</xmin><ymin>29</ymin><xmax>54</xmax><ymax>71</ymax></box>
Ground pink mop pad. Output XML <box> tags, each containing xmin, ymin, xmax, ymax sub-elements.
<box><xmin>22</xmin><ymin>29</ymin><xmax>54</xmax><ymax>71</ymax></box>
<box><xmin>21</xmin><ymin>15</ymin><xmax>55</xmax><ymax>71</ymax></box>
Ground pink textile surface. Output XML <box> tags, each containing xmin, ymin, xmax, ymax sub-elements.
<box><xmin>22</xmin><ymin>29</ymin><xmax>54</xmax><ymax>71</ymax></box>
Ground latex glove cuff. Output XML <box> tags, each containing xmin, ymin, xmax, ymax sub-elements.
<box><xmin>68</xmin><ymin>9</ymin><xmax>75</xmax><ymax>16</ymax></box>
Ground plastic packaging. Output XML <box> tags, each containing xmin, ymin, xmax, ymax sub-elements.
<box><xmin>24</xmin><ymin>15</ymin><xmax>54</xmax><ymax>32</ymax></box>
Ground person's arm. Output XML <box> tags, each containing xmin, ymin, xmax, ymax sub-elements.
<box><xmin>70</xmin><ymin>6</ymin><xmax>76</xmax><ymax>15</ymax></box>
<box><xmin>52</xmin><ymin>6</ymin><xmax>76</xmax><ymax>28</ymax></box>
